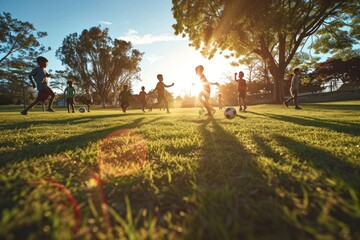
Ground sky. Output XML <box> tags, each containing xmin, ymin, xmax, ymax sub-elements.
<box><xmin>0</xmin><ymin>0</ymin><xmax>237</xmax><ymax>97</ymax></box>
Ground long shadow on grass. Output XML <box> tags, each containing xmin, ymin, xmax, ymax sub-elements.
<box><xmin>306</xmin><ymin>103</ymin><xmax>360</xmax><ymax>111</ymax></box>
<box><xmin>249</xmin><ymin>111</ymin><xmax>360</xmax><ymax>136</ymax></box>
<box><xmin>274</xmin><ymin>134</ymin><xmax>360</xmax><ymax>193</ymax></box>
<box><xmin>188</xmin><ymin>118</ymin><xmax>295</xmax><ymax>239</ymax></box>
<box><xmin>0</xmin><ymin>117</ymin><xmax>146</xmax><ymax>167</ymax></box>
<box><xmin>0</xmin><ymin>114</ymin><xmax>134</xmax><ymax>131</ymax></box>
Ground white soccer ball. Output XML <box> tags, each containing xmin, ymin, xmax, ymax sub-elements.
<box><xmin>79</xmin><ymin>106</ymin><xmax>86</xmax><ymax>113</ymax></box>
<box><xmin>224</xmin><ymin>107</ymin><xmax>237</xmax><ymax>119</ymax></box>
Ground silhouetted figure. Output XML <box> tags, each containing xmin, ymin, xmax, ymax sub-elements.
<box><xmin>283</xmin><ymin>68</ymin><xmax>302</xmax><ymax>109</ymax></box>
<box><xmin>234</xmin><ymin>71</ymin><xmax>247</xmax><ymax>112</ymax></box>
<box><xmin>21</xmin><ymin>56</ymin><xmax>56</xmax><ymax>115</ymax></box>
<box><xmin>86</xmin><ymin>90</ymin><xmax>93</xmax><ymax>112</ymax></box>
<box><xmin>149</xmin><ymin>74</ymin><xmax>174</xmax><ymax>114</ymax></box>
<box><xmin>119</xmin><ymin>85</ymin><xmax>132</xmax><ymax>113</ymax></box>
<box><xmin>64</xmin><ymin>80</ymin><xmax>76</xmax><ymax>113</ymax></box>
<box><xmin>195</xmin><ymin>65</ymin><xmax>219</xmax><ymax>116</ymax></box>
<box><xmin>139</xmin><ymin>86</ymin><xmax>147</xmax><ymax>112</ymax></box>
<box><xmin>218</xmin><ymin>93</ymin><xmax>224</xmax><ymax>110</ymax></box>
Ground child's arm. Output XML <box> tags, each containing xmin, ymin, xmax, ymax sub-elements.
<box><xmin>234</xmin><ymin>72</ymin><xmax>238</xmax><ymax>82</ymax></box>
<box><xmin>63</xmin><ymin>88</ymin><xmax>67</xmax><ymax>99</ymax></box>
<box><xmin>209</xmin><ymin>81</ymin><xmax>220</xmax><ymax>86</ymax></box>
<box><xmin>28</xmin><ymin>76</ymin><xmax>36</xmax><ymax>88</ymax></box>
<box><xmin>165</xmin><ymin>83</ymin><xmax>175</xmax><ymax>88</ymax></box>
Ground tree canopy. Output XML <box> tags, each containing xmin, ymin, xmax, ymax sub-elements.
<box><xmin>172</xmin><ymin>0</ymin><xmax>360</xmax><ymax>103</ymax></box>
<box><xmin>56</xmin><ymin>26</ymin><xmax>143</xmax><ymax>108</ymax></box>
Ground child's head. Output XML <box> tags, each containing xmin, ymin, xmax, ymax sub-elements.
<box><xmin>67</xmin><ymin>80</ymin><xmax>73</xmax><ymax>87</ymax></box>
<box><xmin>141</xmin><ymin>86</ymin><xmax>145</xmax><ymax>91</ymax></box>
<box><xmin>36</xmin><ymin>56</ymin><xmax>48</xmax><ymax>68</ymax></box>
<box><xmin>293</xmin><ymin>68</ymin><xmax>301</xmax><ymax>75</ymax></box>
<box><xmin>123</xmin><ymin>85</ymin><xmax>128</xmax><ymax>90</ymax></box>
<box><xmin>157</xmin><ymin>74</ymin><xmax>163</xmax><ymax>81</ymax></box>
<box><xmin>195</xmin><ymin>65</ymin><xmax>204</xmax><ymax>75</ymax></box>
<box><xmin>238</xmin><ymin>71</ymin><xmax>244</xmax><ymax>78</ymax></box>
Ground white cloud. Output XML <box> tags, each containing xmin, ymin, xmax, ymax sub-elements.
<box><xmin>99</xmin><ymin>20</ymin><xmax>112</xmax><ymax>25</ymax></box>
<box><xmin>146</xmin><ymin>54</ymin><xmax>164</xmax><ymax>64</ymax></box>
<box><xmin>118</xmin><ymin>29</ymin><xmax>184</xmax><ymax>45</ymax></box>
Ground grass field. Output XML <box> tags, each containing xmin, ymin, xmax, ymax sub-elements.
<box><xmin>1</xmin><ymin>101</ymin><xmax>360</xmax><ymax>240</ymax></box>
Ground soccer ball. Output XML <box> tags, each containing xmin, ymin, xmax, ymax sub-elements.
<box><xmin>224</xmin><ymin>107</ymin><xmax>237</xmax><ymax>119</ymax></box>
<box><xmin>79</xmin><ymin>106</ymin><xmax>86</xmax><ymax>113</ymax></box>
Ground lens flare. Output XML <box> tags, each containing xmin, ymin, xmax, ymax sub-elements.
<box><xmin>97</xmin><ymin>129</ymin><xmax>148</xmax><ymax>177</ymax></box>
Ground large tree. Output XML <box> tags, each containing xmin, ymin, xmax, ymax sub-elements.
<box><xmin>56</xmin><ymin>26</ymin><xmax>143</xmax><ymax>108</ymax></box>
<box><xmin>0</xmin><ymin>12</ymin><xmax>50</xmax><ymax>67</ymax></box>
<box><xmin>172</xmin><ymin>0</ymin><xmax>359</xmax><ymax>103</ymax></box>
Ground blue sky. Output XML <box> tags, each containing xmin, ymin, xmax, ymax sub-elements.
<box><xmin>1</xmin><ymin>0</ymin><xmax>236</xmax><ymax>96</ymax></box>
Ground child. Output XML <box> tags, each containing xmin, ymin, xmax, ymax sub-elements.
<box><xmin>283</xmin><ymin>68</ymin><xmax>302</xmax><ymax>109</ymax></box>
<box><xmin>64</xmin><ymin>80</ymin><xmax>76</xmax><ymax>113</ymax></box>
<box><xmin>218</xmin><ymin>93</ymin><xmax>224</xmax><ymax>110</ymax></box>
<box><xmin>86</xmin><ymin>90</ymin><xmax>93</xmax><ymax>112</ymax></box>
<box><xmin>234</xmin><ymin>71</ymin><xmax>247</xmax><ymax>111</ymax></box>
<box><xmin>195</xmin><ymin>65</ymin><xmax>219</xmax><ymax>116</ymax></box>
<box><xmin>119</xmin><ymin>85</ymin><xmax>132</xmax><ymax>113</ymax></box>
<box><xmin>149</xmin><ymin>74</ymin><xmax>174</xmax><ymax>114</ymax></box>
<box><xmin>21</xmin><ymin>56</ymin><xmax>56</xmax><ymax>115</ymax></box>
<box><xmin>139</xmin><ymin>86</ymin><xmax>147</xmax><ymax>112</ymax></box>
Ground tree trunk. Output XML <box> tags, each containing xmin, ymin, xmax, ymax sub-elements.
<box><xmin>22</xmin><ymin>86</ymin><xmax>27</xmax><ymax>109</ymax></box>
<box><xmin>271</xmin><ymin>66</ymin><xmax>286</xmax><ymax>104</ymax></box>
<box><xmin>100</xmin><ymin>91</ymin><xmax>106</xmax><ymax>108</ymax></box>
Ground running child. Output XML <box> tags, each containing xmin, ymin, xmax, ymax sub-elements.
<box><xmin>139</xmin><ymin>86</ymin><xmax>147</xmax><ymax>112</ymax></box>
<box><xmin>149</xmin><ymin>74</ymin><xmax>174</xmax><ymax>114</ymax></box>
<box><xmin>21</xmin><ymin>56</ymin><xmax>56</xmax><ymax>115</ymax></box>
<box><xmin>119</xmin><ymin>85</ymin><xmax>133</xmax><ymax>113</ymax></box>
<box><xmin>195</xmin><ymin>65</ymin><xmax>219</xmax><ymax>116</ymax></box>
<box><xmin>64</xmin><ymin>80</ymin><xmax>76</xmax><ymax>113</ymax></box>
<box><xmin>234</xmin><ymin>71</ymin><xmax>247</xmax><ymax>111</ymax></box>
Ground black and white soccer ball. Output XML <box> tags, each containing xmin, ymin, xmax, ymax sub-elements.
<box><xmin>79</xmin><ymin>106</ymin><xmax>86</xmax><ymax>113</ymax></box>
<box><xmin>224</xmin><ymin>107</ymin><xmax>237</xmax><ymax>119</ymax></box>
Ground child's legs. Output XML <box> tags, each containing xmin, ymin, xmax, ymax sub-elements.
<box><xmin>293</xmin><ymin>91</ymin><xmax>299</xmax><ymax>106</ymax></box>
<box><xmin>23</xmin><ymin>99</ymin><xmax>41</xmax><ymax>112</ymax></box>
<box><xmin>45</xmin><ymin>87</ymin><xmax>55</xmax><ymax>109</ymax></box>
<box><xmin>71</xmin><ymin>103</ymin><xmax>75</xmax><ymax>112</ymax></box>
<box><xmin>66</xmin><ymin>101</ymin><xmax>70</xmax><ymax>112</ymax></box>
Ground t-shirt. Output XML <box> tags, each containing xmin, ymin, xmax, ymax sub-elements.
<box><xmin>199</xmin><ymin>74</ymin><xmax>210</xmax><ymax>94</ymax></box>
<box><xmin>119</xmin><ymin>90</ymin><xmax>132</xmax><ymax>102</ymax></box>
<box><xmin>156</xmin><ymin>82</ymin><xmax>165</xmax><ymax>96</ymax></box>
<box><xmin>65</xmin><ymin>86</ymin><xmax>75</xmax><ymax>98</ymax></box>
<box><xmin>29</xmin><ymin>67</ymin><xmax>49</xmax><ymax>91</ymax></box>
<box><xmin>290</xmin><ymin>75</ymin><xmax>300</xmax><ymax>91</ymax></box>
<box><xmin>139</xmin><ymin>91</ymin><xmax>146</xmax><ymax>101</ymax></box>
<box><xmin>237</xmin><ymin>79</ymin><xmax>246</xmax><ymax>91</ymax></box>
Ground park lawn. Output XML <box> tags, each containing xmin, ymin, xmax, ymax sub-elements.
<box><xmin>0</xmin><ymin>101</ymin><xmax>359</xmax><ymax>240</ymax></box>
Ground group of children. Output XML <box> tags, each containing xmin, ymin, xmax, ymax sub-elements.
<box><xmin>21</xmin><ymin>56</ymin><xmax>302</xmax><ymax>116</ymax></box>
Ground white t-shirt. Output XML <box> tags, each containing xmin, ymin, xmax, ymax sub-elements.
<box><xmin>29</xmin><ymin>67</ymin><xmax>49</xmax><ymax>91</ymax></box>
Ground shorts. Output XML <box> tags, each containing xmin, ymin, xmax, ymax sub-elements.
<box><xmin>141</xmin><ymin>100</ymin><xmax>147</xmax><ymax>106</ymax></box>
<box><xmin>199</xmin><ymin>89</ymin><xmax>210</xmax><ymax>99</ymax></box>
<box><xmin>238</xmin><ymin>90</ymin><xmax>246</xmax><ymax>98</ymax></box>
<box><xmin>86</xmin><ymin>100</ymin><xmax>93</xmax><ymax>105</ymax></box>
<box><xmin>36</xmin><ymin>87</ymin><xmax>54</xmax><ymax>103</ymax></box>
<box><xmin>67</xmin><ymin>97</ymin><xmax>74</xmax><ymax>104</ymax></box>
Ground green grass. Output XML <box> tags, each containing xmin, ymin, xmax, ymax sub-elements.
<box><xmin>1</xmin><ymin>101</ymin><xmax>359</xmax><ymax>240</ymax></box>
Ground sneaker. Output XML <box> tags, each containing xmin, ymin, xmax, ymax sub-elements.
<box><xmin>239</xmin><ymin>107</ymin><xmax>242</xmax><ymax>112</ymax></box>
<box><xmin>72</xmin><ymin>111</ymin><xmax>75</xmax><ymax>113</ymax></box>
<box><xmin>204</xmin><ymin>113</ymin><xmax>213</xmax><ymax>116</ymax></box>
<box><xmin>47</xmin><ymin>108</ymin><xmax>55</xmax><ymax>112</ymax></box>
<box><xmin>283</xmin><ymin>101</ymin><xmax>289</xmax><ymax>108</ymax></box>
<box><xmin>243</xmin><ymin>106</ymin><xmax>247</xmax><ymax>111</ymax></box>
<box><xmin>20</xmin><ymin>110</ymin><xmax>27</xmax><ymax>115</ymax></box>
<box><xmin>295</xmin><ymin>106</ymin><xmax>302</xmax><ymax>110</ymax></box>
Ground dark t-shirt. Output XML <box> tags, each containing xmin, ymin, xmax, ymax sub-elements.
<box><xmin>139</xmin><ymin>91</ymin><xmax>146</xmax><ymax>101</ymax></box>
<box><xmin>119</xmin><ymin>90</ymin><xmax>132</xmax><ymax>102</ymax></box>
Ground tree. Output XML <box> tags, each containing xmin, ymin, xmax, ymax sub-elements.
<box><xmin>0</xmin><ymin>12</ymin><xmax>50</xmax><ymax>67</ymax></box>
<box><xmin>311</xmin><ymin>56</ymin><xmax>360</xmax><ymax>87</ymax></box>
<box><xmin>172</xmin><ymin>0</ymin><xmax>359</xmax><ymax>103</ymax></box>
<box><xmin>56</xmin><ymin>26</ymin><xmax>143</xmax><ymax>108</ymax></box>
